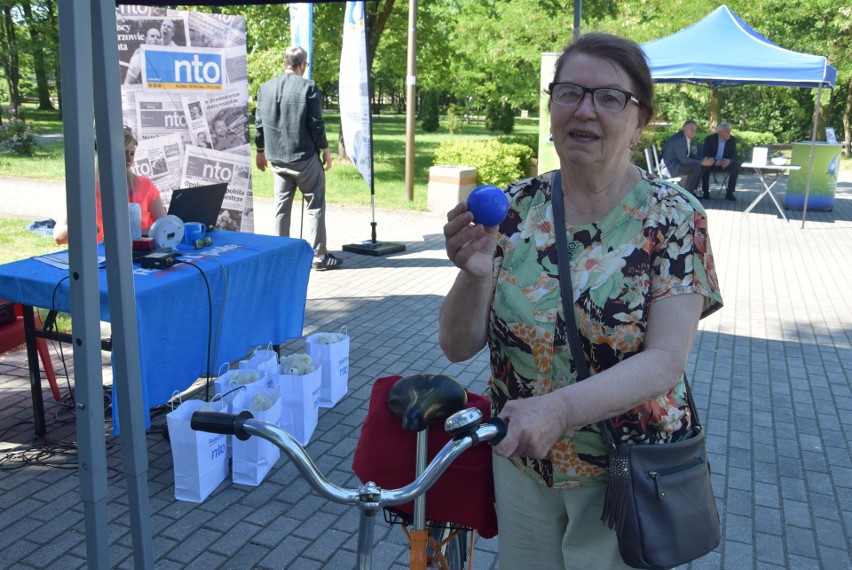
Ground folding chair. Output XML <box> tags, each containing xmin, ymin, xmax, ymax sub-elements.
<box><xmin>0</xmin><ymin>302</ymin><xmax>62</xmax><ymax>401</ymax></box>
<box><xmin>712</xmin><ymin>171</ymin><xmax>729</xmax><ymax>195</ymax></box>
<box><xmin>645</xmin><ymin>145</ymin><xmax>681</xmax><ymax>185</ymax></box>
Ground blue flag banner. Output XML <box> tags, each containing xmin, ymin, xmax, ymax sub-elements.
<box><xmin>339</xmin><ymin>2</ymin><xmax>373</xmax><ymax>191</ymax></box>
<box><xmin>289</xmin><ymin>3</ymin><xmax>313</xmax><ymax>80</ymax></box>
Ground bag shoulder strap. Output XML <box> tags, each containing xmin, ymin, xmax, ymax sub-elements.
<box><xmin>550</xmin><ymin>170</ymin><xmax>701</xmax><ymax>450</ymax></box>
<box><xmin>551</xmin><ymin>170</ymin><xmax>591</xmax><ymax>381</ymax></box>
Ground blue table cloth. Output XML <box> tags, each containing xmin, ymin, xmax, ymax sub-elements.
<box><xmin>0</xmin><ymin>230</ymin><xmax>312</xmax><ymax>433</ymax></box>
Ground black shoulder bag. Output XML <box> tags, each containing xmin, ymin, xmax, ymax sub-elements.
<box><xmin>550</xmin><ymin>170</ymin><xmax>721</xmax><ymax>569</ymax></box>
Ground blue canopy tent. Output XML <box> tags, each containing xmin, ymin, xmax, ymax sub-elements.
<box><xmin>641</xmin><ymin>5</ymin><xmax>837</xmax><ymax>225</ymax></box>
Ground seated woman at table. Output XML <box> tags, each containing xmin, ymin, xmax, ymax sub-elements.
<box><xmin>54</xmin><ymin>126</ymin><xmax>166</xmax><ymax>245</ymax></box>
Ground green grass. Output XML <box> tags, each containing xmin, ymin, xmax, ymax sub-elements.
<box><xmin>0</xmin><ymin>218</ymin><xmax>71</xmax><ymax>331</ymax></box>
<box><xmin>0</xmin><ymin>218</ymin><xmax>63</xmax><ymax>264</ymax></box>
<box><xmin>0</xmin><ymin>105</ymin><xmax>539</xmax><ymax>211</ymax></box>
<box><xmin>2</xmin><ymin>102</ymin><xmax>65</xmax><ymax>133</ymax></box>
<box><xmin>0</xmin><ymin>141</ymin><xmax>66</xmax><ymax>179</ymax></box>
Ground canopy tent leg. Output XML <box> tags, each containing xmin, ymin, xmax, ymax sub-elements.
<box><xmin>801</xmin><ymin>85</ymin><xmax>824</xmax><ymax>229</ymax></box>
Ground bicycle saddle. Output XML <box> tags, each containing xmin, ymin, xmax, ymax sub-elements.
<box><xmin>387</xmin><ymin>374</ymin><xmax>468</xmax><ymax>432</ymax></box>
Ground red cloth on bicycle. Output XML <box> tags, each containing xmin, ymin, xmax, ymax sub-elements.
<box><xmin>352</xmin><ymin>375</ymin><xmax>498</xmax><ymax>538</ymax></box>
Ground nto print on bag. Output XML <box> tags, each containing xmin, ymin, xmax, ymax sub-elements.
<box><xmin>230</xmin><ymin>387</ymin><xmax>282</xmax><ymax>486</ymax></box>
<box><xmin>166</xmin><ymin>397</ymin><xmax>229</xmax><ymax>503</ymax></box>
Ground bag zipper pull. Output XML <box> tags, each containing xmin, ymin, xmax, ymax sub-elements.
<box><xmin>649</xmin><ymin>471</ymin><xmax>665</xmax><ymax>499</ymax></box>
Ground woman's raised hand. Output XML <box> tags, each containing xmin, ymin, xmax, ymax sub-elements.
<box><xmin>444</xmin><ymin>202</ymin><xmax>499</xmax><ymax>278</ymax></box>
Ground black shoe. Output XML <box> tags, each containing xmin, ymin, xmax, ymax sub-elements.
<box><xmin>702</xmin><ymin>192</ymin><xmax>710</xmax><ymax>200</ymax></box>
<box><xmin>725</xmin><ymin>193</ymin><xmax>736</xmax><ymax>201</ymax></box>
<box><xmin>312</xmin><ymin>253</ymin><xmax>343</xmax><ymax>271</ymax></box>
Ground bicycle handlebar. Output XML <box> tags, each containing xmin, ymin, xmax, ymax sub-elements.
<box><xmin>191</xmin><ymin>409</ymin><xmax>254</xmax><ymax>440</ymax></box>
<box><xmin>191</xmin><ymin>409</ymin><xmax>508</xmax><ymax>508</ymax></box>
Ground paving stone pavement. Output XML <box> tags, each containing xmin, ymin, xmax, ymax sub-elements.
<box><xmin>0</xmin><ymin>170</ymin><xmax>850</xmax><ymax>569</ymax></box>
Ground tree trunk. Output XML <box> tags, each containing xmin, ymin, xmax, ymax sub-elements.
<box><xmin>708</xmin><ymin>87</ymin><xmax>720</xmax><ymax>132</ymax></box>
<box><xmin>46</xmin><ymin>0</ymin><xmax>62</xmax><ymax>117</ymax></box>
<box><xmin>2</xmin><ymin>6</ymin><xmax>22</xmax><ymax>110</ymax></box>
<box><xmin>843</xmin><ymin>77</ymin><xmax>851</xmax><ymax>158</ymax></box>
<box><xmin>22</xmin><ymin>3</ymin><xmax>54</xmax><ymax>110</ymax></box>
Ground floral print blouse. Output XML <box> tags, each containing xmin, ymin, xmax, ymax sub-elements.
<box><xmin>487</xmin><ymin>169</ymin><xmax>723</xmax><ymax>488</ymax></box>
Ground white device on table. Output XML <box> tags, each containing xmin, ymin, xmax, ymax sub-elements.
<box><xmin>149</xmin><ymin>215</ymin><xmax>185</xmax><ymax>248</ymax></box>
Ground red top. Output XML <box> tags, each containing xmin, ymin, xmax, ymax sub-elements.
<box><xmin>94</xmin><ymin>175</ymin><xmax>161</xmax><ymax>242</ymax></box>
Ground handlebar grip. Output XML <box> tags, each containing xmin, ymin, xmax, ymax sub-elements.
<box><xmin>191</xmin><ymin>410</ymin><xmax>254</xmax><ymax>441</ymax></box>
<box><xmin>486</xmin><ymin>416</ymin><xmax>508</xmax><ymax>446</ymax></box>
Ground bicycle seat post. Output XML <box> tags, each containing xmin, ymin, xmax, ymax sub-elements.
<box><xmin>414</xmin><ymin>430</ymin><xmax>428</xmax><ymax>531</ymax></box>
<box><xmin>386</xmin><ymin>374</ymin><xmax>468</xmax><ymax>570</ymax></box>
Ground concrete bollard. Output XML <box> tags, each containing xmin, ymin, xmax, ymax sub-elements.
<box><xmin>427</xmin><ymin>165</ymin><xmax>477</xmax><ymax>214</ymax></box>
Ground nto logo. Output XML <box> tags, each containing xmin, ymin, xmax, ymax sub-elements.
<box><xmin>176</xmin><ymin>54</ymin><xmax>221</xmax><ymax>83</ymax></box>
<box><xmin>143</xmin><ymin>48</ymin><xmax>224</xmax><ymax>89</ymax></box>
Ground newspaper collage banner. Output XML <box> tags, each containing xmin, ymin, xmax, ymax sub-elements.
<box><xmin>117</xmin><ymin>5</ymin><xmax>254</xmax><ymax>233</ymax></box>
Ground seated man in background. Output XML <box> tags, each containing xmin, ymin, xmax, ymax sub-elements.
<box><xmin>701</xmin><ymin>122</ymin><xmax>740</xmax><ymax>201</ymax></box>
<box><xmin>660</xmin><ymin>120</ymin><xmax>714</xmax><ymax>196</ymax></box>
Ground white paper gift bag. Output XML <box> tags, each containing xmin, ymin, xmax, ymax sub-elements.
<box><xmin>272</xmin><ymin>354</ymin><xmax>321</xmax><ymax>446</ymax></box>
<box><xmin>238</xmin><ymin>345</ymin><xmax>279</xmax><ymax>377</ymax></box>
<box><xmin>212</xmin><ymin>366</ymin><xmax>266</xmax><ymax>412</ymax></box>
<box><xmin>166</xmin><ymin>398</ymin><xmax>229</xmax><ymax>503</ymax></box>
<box><xmin>306</xmin><ymin>327</ymin><xmax>350</xmax><ymax>407</ymax></box>
<box><xmin>231</xmin><ymin>387</ymin><xmax>282</xmax><ymax>486</ymax></box>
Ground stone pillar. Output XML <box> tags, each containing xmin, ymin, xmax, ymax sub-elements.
<box><xmin>427</xmin><ymin>165</ymin><xmax>477</xmax><ymax>214</ymax></box>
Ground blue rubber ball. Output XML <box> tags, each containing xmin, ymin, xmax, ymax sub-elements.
<box><xmin>466</xmin><ymin>185</ymin><xmax>509</xmax><ymax>227</ymax></box>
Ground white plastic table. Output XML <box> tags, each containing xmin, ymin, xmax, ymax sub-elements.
<box><xmin>741</xmin><ymin>162</ymin><xmax>801</xmax><ymax>221</ymax></box>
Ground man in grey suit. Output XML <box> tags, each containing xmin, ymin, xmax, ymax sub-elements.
<box><xmin>660</xmin><ymin>120</ymin><xmax>714</xmax><ymax>196</ymax></box>
<box><xmin>700</xmin><ymin>122</ymin><xmax>740</xmax><ymax>201</ymax></box>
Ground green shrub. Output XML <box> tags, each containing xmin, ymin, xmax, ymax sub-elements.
<box><xmin>484</xmin><ymin>100</ymin><xmax>501</xmax><ymax>132</ymax></box>
<box><xmin>447</xmin><ymin>104</ymin><xmax>464</xmax><ymax>135</ymax></box>
<box><xmin>433</xmin><ymin>139</ymin><xmax>533</xmax><ymax>188</ymax></box>
<box><xmin>499</xmin><ymin>103</ymin><xmax>514</xmax><ymax>134</ymax></box>
<box><xmin>732</xmin><ymin>130</ymin><xmax>777</xmax><ymax>162</ymax></box>
<box><xmin>497</xmin><ymin>133</ymin><xmax>538</xmax><ymax>159</ymax></box>
<box><xmin>421</xmin><ymin>92</ymin><xmax>439</xmax><ymax>132</ymax></box>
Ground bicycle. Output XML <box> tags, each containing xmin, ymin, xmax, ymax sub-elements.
<box><xmin>191</xmin><ymin>374</ymin><xmax>507</xmax><ymax>570</ymax></box>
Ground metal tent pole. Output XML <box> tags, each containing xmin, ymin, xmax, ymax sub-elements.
<box><xmin>800</xmin><ymin>85</ymin><xmax>824</xmax><ymax>228</ymax></box>
<box><xmin>57</xmin><ymin>1</ymin><xmax>109</xmax><ymax>566</ymax></box>
<box><xmin>91</xmin><ymin>0</ymin><xmax>154</xmax><ymax>566</ymax></box>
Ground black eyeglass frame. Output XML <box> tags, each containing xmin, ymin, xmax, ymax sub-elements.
<box><xmin>548</xmin><ymin>81</ymin><xmax>640</xmax><ymax>112</ymax></box>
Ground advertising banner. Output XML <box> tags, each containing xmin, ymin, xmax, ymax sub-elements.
<box><xmin>338</xmin><ymin>2</ymin><xmax>373</xmax><ymax>191</ymax></box>
<box><xmin>117</xmin><ymin>5</ymin><xmax>253</xmax><ymax>232</ymax></box>
<box><xmin>289</xmin><ymin>3</ymin><xmax>314</xmax><ymax>80</ymax></box>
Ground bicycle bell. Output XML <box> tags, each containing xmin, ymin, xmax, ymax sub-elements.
<box><xmin>445</xmin><ymin>407</ymin><xmax>483</xmax><ymax>438</ymax></box>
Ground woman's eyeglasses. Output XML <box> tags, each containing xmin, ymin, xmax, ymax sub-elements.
<box><xmin>548</xmin><ymin>81</ymin><xmax>640</xmax><ymax>113</ymax></box>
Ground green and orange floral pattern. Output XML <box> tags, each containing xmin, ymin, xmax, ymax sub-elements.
<box><xmin>487</xmin><ymin>170</ymin><xmax>723</xmax><ymax>488</ymax></box>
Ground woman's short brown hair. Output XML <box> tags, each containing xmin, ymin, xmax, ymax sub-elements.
<box><xmin>553</xmin><ymin>33</ymin><xmax>655</xmax><ymax>126</ymax></box>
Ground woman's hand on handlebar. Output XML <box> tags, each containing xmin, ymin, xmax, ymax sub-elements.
<box><xmin>444</xmin><ymin>203</ymin><xmax>498</xmax><ymax>278</ymax></box>
<box><xmin>493</xmin><ymin>392</ymin><xmax>571</xmax><ymax>459</ymax></box>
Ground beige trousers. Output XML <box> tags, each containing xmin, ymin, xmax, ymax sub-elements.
<box><xmin>493</xmin><ymin>455</ymin><xmax>633</xmax><ymax>570</ymax></box>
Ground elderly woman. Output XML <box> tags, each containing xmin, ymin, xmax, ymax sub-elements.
<box><xmin>439</xmin><ymin>33</ymin><xmax>722</xmax><ymax>568</ymax></box>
